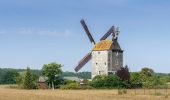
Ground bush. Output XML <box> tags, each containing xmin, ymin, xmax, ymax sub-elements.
<box><xmin>116</xmin><ymin>66</ymin><xmax>130</xmax><ymax>81</ymax></box>
<box><xmin>89</xmin><ymin>75</ymin><xmax>105</xmax><ymax>88</ymax></box>
<box><xmin>143</xmin><ymin>75</ymin><xmax>167</xmax><ymax>89</ymax></box>
<box><xmin>62</xmin><ymin>80</ymin><xmax>77</xmax><ymax>85</ymax></box>
<box><xmin>89</xmin><ymin>75</ymin><xmax>130</xmax><ymax>89</ymax></box>
<box><xmin>129</xmin><ymin>72</ymin><xmax>143</xmax><ymax>88</ymax></box>
<box><xmin>60</xmin><ymin>83</ymin><xmax>81</xmax><ymax>90</ymax></box>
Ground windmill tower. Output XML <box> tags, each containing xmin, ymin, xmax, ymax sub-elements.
<box><xmin>74</xmin><ymin>19</ymin><xmax>123</xmax><ymax>78</ymax></box>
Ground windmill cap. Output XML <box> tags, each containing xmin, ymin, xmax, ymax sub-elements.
<box><xmin>92</xmin><ymin>40</ymin><xmax>122</xmax><ymax>51</ymax></box>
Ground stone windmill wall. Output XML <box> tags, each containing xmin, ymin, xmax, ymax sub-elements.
<box><xmin>92</xmin><ymin>40</ymin><xmax>123</xmax><ymax>78</ymax></box>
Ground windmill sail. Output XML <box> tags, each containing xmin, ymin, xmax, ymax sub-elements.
<box><xmin>100</xmin><ymin>26</ymin><xmax>115</xmax><ymax>41</ymax></box>
<box><xmin>80</xmin><ymin>19</ymin><xmax>96</xmax><ymax>44</ymax></box>
<box><xmin>74</xmin><ymin>52</ymin><xmax>92</xmax><ymax>72</ymax></box>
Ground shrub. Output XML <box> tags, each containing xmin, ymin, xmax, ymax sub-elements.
<box><xmin>143</xmin><ymin>75</ymin><xmax>167</xmax><ymax>89</ymax></box>
<box><xmin>129</xmin><ymin>72</ymin><xmax>143</xmax><ymax>88</ymax></box>
<box><xmin>60</xmin><ymin>83</ymin><xmax>81</xmax><ymax>90</ymax></box>
<box><xmin>116</xmin><ymin>66</ymin><xmax>130</xmax><ymax>81</ymax></box>
<box><xmin>89</xmin><ymin>75</ymin><xmax>105</xmax><ymax>88</ymax></box>
<box><xmin>62</xmin><ymin>80</ymin><xmax>77</xmax><ymax>85</ymax></box>
<box><xmin>89</xmin><ymin>75</ymin><xmax>130</xmax><ymax>89</ymax></box>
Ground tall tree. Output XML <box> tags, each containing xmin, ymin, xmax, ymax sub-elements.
<box><xmin>23</xmin><ymin>67</ymin><xmax>37</xmax><ymax>89</ymax></box>
<box><xmin>42</xmin><ymin>62</ymin><xmax>62</xmax><ymax>89</ymax></box>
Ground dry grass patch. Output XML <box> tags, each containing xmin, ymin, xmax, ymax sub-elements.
<box><xmin>0</xmin><ymin>86</ymin><xmax>170</xmax><ymax>100</ymax></box>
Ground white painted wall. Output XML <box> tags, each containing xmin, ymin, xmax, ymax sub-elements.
<box><xmin>91</xmin><ymin>50</ymin><xmax>123</xmax><ymax>78</ymax></box>
<box><xmin>92</xmin><ymin>51</ymin><xmax>111</xmax><ymax>78</ymax></box>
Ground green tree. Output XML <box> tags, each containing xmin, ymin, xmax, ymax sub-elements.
<box><xmin>90</xmin><ymin>75</ymin><xmax>128</xmax><ymax>89</ymax></box>
<box><xmin>143</xmin><ymin>75</ymin><xmax>167</xmax><ymax>88</ymax></box>
<box><xmin>22</xmin><ymin>67</ymin><xmax>37</xmax><ymax>89</ymax></box>
<box><xmin>1</xmin><ymin>70</ymin><xmax>19</xmax><ymax>84</ymax></box>
<box><xmin>139</xmin><ymin>67</ymin><xmax>154</xmax><ymax>82</ymax></box>
<box><xmin>130</xmin><ymin>72</ymin><xmax>142</xmax><ymax>88</ymax></box>
<box><xmin>42</xmin><ymin>62</ymin><xmax>62</xmax><ymax>89</ymax></box>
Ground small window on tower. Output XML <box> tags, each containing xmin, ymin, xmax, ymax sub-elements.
<box><xmin>105</xmin><ymin>62</ymin><xmax>107</xmax><ymax>65</ymax></box>
<box><xmin>115</xmin><ymin>59</ymin><xmax>119</xmax><ymax>65</ymax></box>
<box><xmin>98</xmin><ymin>51</ymin><xmax>100</xmax><ymax>54</ymax></box>
<box><xmin>96</xmin><ymin>63</ymin><xmax>98</xmax><ymax>65</ymax></box>
<box><xmin>116</xmin><ymin>52</ymin><xmax>119</xmax><ymax>56</ymax></box>
<box><xmin>98</xmin><ymin>71</ymin><xmax>101</xmax><ymax>75</ymax></box>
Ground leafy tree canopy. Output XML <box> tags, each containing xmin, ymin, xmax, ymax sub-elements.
<box><xmin>42</xmin><ymin>62</ymin><xmax>62</xmax><ymax>89</ymax></box>
<box><xmin>139</xmin><ymin>67</ymin><xmax>154</xmax><ymax>82</ymax></box>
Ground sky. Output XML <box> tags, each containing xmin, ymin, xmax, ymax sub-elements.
<box><xmin>0</xmin><ymin>0</ymin><xmax>170</xmax><ymax>73</ymax></box>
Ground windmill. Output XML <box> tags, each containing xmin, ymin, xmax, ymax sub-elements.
<box><xmin>74</xmin><ymin>19</ymin><xmax>123</xmax><ymax>78</ymax></box>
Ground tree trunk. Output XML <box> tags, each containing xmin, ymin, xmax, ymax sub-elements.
<box><xmin>52</xmin><ymin>81</ymin><xmax>54</xmax><ymax>90</ymax></box>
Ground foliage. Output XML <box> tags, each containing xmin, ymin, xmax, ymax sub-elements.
<box><xmin>143</xmin><ymin>75</ymin><xmax>167</xmax><ymax>88</ymax></box>
<box><xmin>116</xmin><ymin>65</ymin><xmax>130</xmax><ymax>81</ymax></box>
<box><xmin>1</xmin><ymin>67</ymin><xmax>170</xmax><ymax>89</ymax></box>
<box><xmin>62</xmin><ymin>79</ymin><xmax>77</xmax><ymax>85</ymax></box>
<box><xmin>0</xmin><ymin>70</ymin><xmax>19</xmax><ymax>84</ymax></box>
<box><xmin>89</xmin><ymin>75</ymin><xmax>129</xmax><ymax>89</ymax></box>
<box><xmin>16</xmin><ymin>67</ymin><xmax>38</xmax><ymax>89</ymax></box>
<box><xmin>0</xmin><ymin>68</ymin><xmax>41</xmax><ymax>84</ymax></box>
<box><xmin>129</xmin><ymin>72</ymin><xmax>142</xmax><ymax>88</ymax></box>
<box><xmin>42</xmin><ymin>62</ymin><xmax>62</xmax><ymax>89</ymax></box>
<box><xmin>139</xmin><ymin>67</ymin><xmax>154</xmax><ymax>82</ymax></box>
<box><xmin>77</xmin><ymin>72</ymin><xmax>91</xmax><ymax>79</ymax></box>
<box><xmin>137</xmin><ymin>67</ymin><xmax>168</xmax><ymax>89</ymax></box>
<box><xmin>60</xmin><ymin>83</ymin><xmax>81</xmax><ymax>90</ymax></box>
<box><xmin>62</xmin><ymin>71</ymin><xmax>91</xmax><ymax>79</ymax></box>
<box><xmin>23</xmin><ymin>67</ymin><xmax>38</xmax><ymax>89</ymax></box>
<box><xmin>60</xmin><ymin>81</ymin><xmax>93</xmax><ymax>90</ymax></box>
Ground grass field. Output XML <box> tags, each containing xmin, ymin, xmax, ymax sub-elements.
<box><xmin>0</xmin><ymin>85</ymin><xmax>170</xmax><ymax>100</ymax></box>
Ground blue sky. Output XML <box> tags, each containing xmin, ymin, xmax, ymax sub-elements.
<box><xmin>0</xmin><ymin>0</ymin><xmax>170</xmax><ymax>73</ymax></box>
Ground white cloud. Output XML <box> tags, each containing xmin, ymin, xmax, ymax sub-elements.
<box><xmin>35</xmin><ymin>30</ymin><xmax>71</xmax><ymax>37</ymax></box>
<box><xmin>0</xmin><ymin>28</ymin><xmax>72</xmax><ymax>37</ymax></box>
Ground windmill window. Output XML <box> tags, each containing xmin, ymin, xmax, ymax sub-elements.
<box><xmin>96</xmin><ymin>63</ymin><xmax>98</xmax><ymax>65</ymax></box>
<box><xmin>98</xmin><ymin>71</ymin><xmax>101</xmax><ymax>75</ymax></box>
<box><xmin>116</xmin><ymin>52</ymin><xmax>119</xmax><ymax>56</ymax></box>
<box><xmin>115</xmin><ymin>59</ymin><xmax>119</xmax><ymax>65</ymax></box>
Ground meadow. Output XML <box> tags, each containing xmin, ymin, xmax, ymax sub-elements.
<box><xmin>0</xmin><ymin>85</ymin><xmax>170</xmax><ymax>100</ymax></box>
